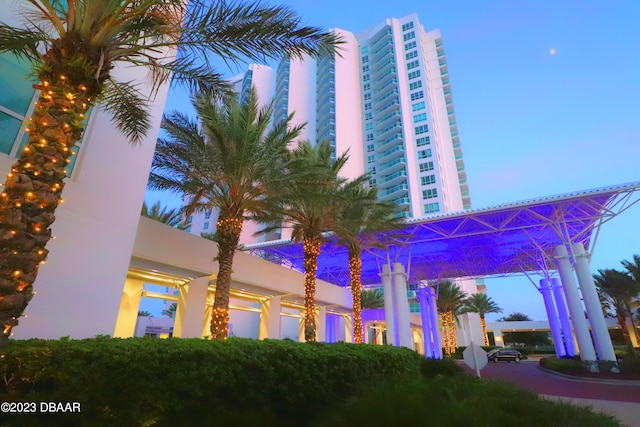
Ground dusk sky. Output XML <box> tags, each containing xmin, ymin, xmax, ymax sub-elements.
<box><xmin>146</xmin><ymin>0</ymin><xmax>640</xmax><ymax>321</ymax></box>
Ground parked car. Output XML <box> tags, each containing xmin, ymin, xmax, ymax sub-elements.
<box><xmin>487</xmin><ymin>348</ymin><xmax>522</xmax><ymax>363</ymax></box>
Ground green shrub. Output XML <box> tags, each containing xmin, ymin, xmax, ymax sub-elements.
<box><xmin>0</xmin><ymin>337</ymin><xmax>457</xmax><ymax>427</ymax></box>
<box><xmin>540</xmin><ymin>356</ymin><xmax>585</xmax><ymax>374</ymax></box>
<box><xmin>619</xmin><ymin>357</ymin><xmax>640</xmax><ymax>376</ymax></box>
<box><xmin>316</xmin><ymin>375</ymin><xmax>620</xmax><ymax>427</ymax></box>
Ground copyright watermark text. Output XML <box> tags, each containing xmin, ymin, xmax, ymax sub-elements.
<box><xmin>1</xmin><ymin>401</ymin><xmax>81</xmax><ymax>413</ymax></box>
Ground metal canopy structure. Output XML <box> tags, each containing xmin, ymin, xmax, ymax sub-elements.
<box><xmin>244</xmin><ymin>182</ymin><xmax>640</xmax><ymax>287</ymax></box>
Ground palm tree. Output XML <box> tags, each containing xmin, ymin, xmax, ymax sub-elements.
<box><xmin>460</xmin><ymin>293</ymin><xmax>502</xmax><ymax>346</ymax></box>
<box><xmin>261</xmin><ymin>140</ymin><xmax>356</xmax><ymax>342</ymax></box>
<box><xmin>141</xmin><ymin>200</ymin><xmax>189</xmax><ymax>230</ymax></box>
<box><xmin>333</xmin><ymin>184</ymin><xmax>402</xmax><ymax>343</ymax></box>
<box><xmin>137</xmin><ymin>310</ymin><xmax>152</xmax><ymax>317</ymax></box>
<box><xmin>594</xmin><ymin>268</ymin><xmax>639</xmax><ymax>356</ymax></box>
<box><xmin>621</xmin><ymin>255</ymin><xmax>640</xmax><ymax>344</ymax></box>
<box><xmin>149</xmin><ymin>89</ymin><xmax>300</xmax><ymax>339</ymax></box>
<box><xmin>162</xmin><ymin>303</ymin><xmax>177</xmax><ymax>319</ymax></box>
<box><xmin>0</xmin><ymin>0</ymin><xmax>340</xmax><ymax>348</ymax></box>
<box><xmin>435</xmin><ymin>281</ymin><xmax>467</xmax><ymax>356</ymax></box>
<box><xmin>361</xmin><ymin>289</ymin><xmax>385</xmax><ymax>309</ymax></box>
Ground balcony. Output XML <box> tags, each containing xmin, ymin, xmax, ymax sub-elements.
<box><xmin>379</xmin><ymin>170</ymin><xmax>407</xmax><ymax>188</ymax></box>
<box><xmin>378</xmin><ymin>144</ymin><xmax>404</xmax><ymax>162</ymax></box>
<box><xmin>380</xmin><ymin>183</ymin><xmax>409</xmax><ymax>198</ymax></box>
<box><xmin>376</xmin><ymin>132</ymin><xmax>403</xmax><ymax>152</ymax></box>
<box><xmin>379</xmin><ymin>157</ymin><xmax>406</xmax><ymax>175</ymax></box>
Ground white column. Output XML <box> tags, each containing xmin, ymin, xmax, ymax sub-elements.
<box><xmin>392</xmin><ymin>263</ymin><xmax>412</xmax><ymax>348</ymax></box>
<box><xmin>551</xmin><ymin>277</ymin><xmax>575</xmax><ymax>356</ymax></box>
<box><xmin>427</xmin><ymin>286</ymin><xmax>443</xmax><ymax>359</ymax></box>
<box><xmin>316</xmin><ymin>306</ymin><xmax>327</xmax><ymax>342</ymax></box>
<box><xmin>113</xmin><ymin>278</ymin><xmax>144</xmax><ymax>338</ymax></box>
<box><xmin>343</xmin><ymin>314</ymin><xmax>353</xmax><ymax>343</ymax></box>
<box><xmin>381</xmin><ymin>264</ymin><xmax>397</xmax><ymax>346</ymax></box>
<box><xmin>540</xmin><ymin>278</ymin><xmax>566</xmax><ymax>357</ymax></box>
<box><xmin>201</xmin><ymin>293</ymin><xmax>214</xmax><ymax>338</ymax></box>
<box><xmin>417</xmin><ymin>287</ymin><xmax>433</xmax><ymax>358</ymax></box>
<box><xmin>572</xmin><ymin>242</ymin><xmax>617</xmax><ymax>362</ymax></box>
<box><xmin>554</xmin><ymin>245</ymin><xmax>597</xmax><ymax>361</ymax></box>
<box><xmin>493</xmin><ymin>330</ymin><xmax>505</xmax><ymax>348</ymax></box>
<box><xmin>173</xmin><ymin>276</ymin><xmax>209</xmax><ymax>338</ymax></box>
<box><xmin>259</xmin><ymin>296</ymin><xmax>282</xmax><ymax>340</ymax></box>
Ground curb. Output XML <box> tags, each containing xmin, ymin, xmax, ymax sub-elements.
<box><xmin>537</xmin><ymin>365</ymin><xmax>640</xmax><ymax>387</ymax></box>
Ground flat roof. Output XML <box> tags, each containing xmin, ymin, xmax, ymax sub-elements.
<box><xmin>244</xmin><ymin>181</ymin><xmax>640</xmax><ymax>286</ymax></box>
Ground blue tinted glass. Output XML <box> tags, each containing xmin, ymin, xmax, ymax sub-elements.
<box><xmin>0</xmin><ymin>53</ymin><xmax>36</xmax><ymax>116</ymax></box>
<box><xmin>0</xmin><ymin>111</ymin><xmax>20</xmax><ymax>154</ymax></box>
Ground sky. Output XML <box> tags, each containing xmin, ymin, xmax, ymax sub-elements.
<box><xmin>145</xmin><ymin>0</ymin><xmax>640</xmax><ymax>321</ymax></box>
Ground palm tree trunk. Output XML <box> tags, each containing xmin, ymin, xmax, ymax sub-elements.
<box><xmin>348</xmin><ymin>252</ymin><xmax>363</xmax><ymax>343</ymax></box>
<box><xmin>447</xmin><ymin>311</ymin><xmax>457</xmax><ymax>354</ymax></box>
<box><xmin>617</xmin><ymin>310</ymin><xmax>636</xmax><ymax>356</ymax></box>
<box><xmin>0</xmin><ymin>79</ymin><xmax>89</xmax><ymax>351</ymax></box>
<box><xmin>302</xmin><ymin>236</ymin><xmax>321</xmax><ymax>342</ymax></box>
<box><xmin>210</xmin><ymin>216</ymin><xmax>243</xmax><ymax>340</ymax></box>
<box><xmin>480</xmin><ymin>315</ymin><xmax>489</xmax><ymax>346</ymax></box>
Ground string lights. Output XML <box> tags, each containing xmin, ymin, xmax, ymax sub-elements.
<box><xmin>349</xmin><ymin>256</ymin><xmax>364</xmax><ymax>344</ymax></box>
<box><xmin>302</xmin><ymin>237</ymin><xmax>321</xmax><ymax>342</ymax></box>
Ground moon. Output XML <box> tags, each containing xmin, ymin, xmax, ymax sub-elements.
<box><xmin>550</xmin><ymin>48</ymin><xmax>556</xmax><ymax>55</ymax></box>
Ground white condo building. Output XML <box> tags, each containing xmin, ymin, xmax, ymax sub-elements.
<box><xmin>186</xmin><ymin>13</ymin><xmax>471</xmax><ymax>238</ymax></box>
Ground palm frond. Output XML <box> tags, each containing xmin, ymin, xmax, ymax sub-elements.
<box><xmin>0</xmin><ymin>24</ymin><xmax>48</xmax><ymax>61</ymax></box>
<box><xmin>99</xmin><ymin>79</ymin><xmax>151</xmax><ymax>144</ymax></box>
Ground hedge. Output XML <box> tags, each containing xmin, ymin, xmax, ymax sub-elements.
<box><xmin>0</xmin><ymin>337</ymin><xmax>462</xmax><ymax>427</ymax></box>
<box><xmin>540</xmin><ymin>356</ymin><xmax>640</xmax><ymax>377</ymax></box>
<box><xmin>316</xmin><ymin>375</ymin><xmax>621</xmax><ymax>427</ymax></box>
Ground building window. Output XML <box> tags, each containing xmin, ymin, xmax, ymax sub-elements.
<box><xmin>404</xmin><ymin>41</ymin><xmax>417</xmax><ymax>50</ymax></box>
<box><xmin>364</xmin><ymin>102</ymin><xmax>372</xmax><ymax>111</ymax></box>
<box><xmin>205</xmin><ymin>211</ymin><xmax>211</xmax><ymax>219</ymax></box>
<box><xmin>367</xmin><ymin>154</ymin><xmax>375</xmax><ymax>164</ymax></box>
<box><xmin>409</xmin><ymin>81</ymin><xmax>422</xmax><ymax>91</ymax></box>
<box><xmin>413</xmin><ymin>113</ymin><xmax>427</xmax><ymax>123</ymax></box>
<box><xmin>403</xmin><ymin>31</ymin><xmax>415</xmax><ymax>41</ymax></box>
<box><xmin>407</xmin><ymin>60</ymin><xmax>419</xmax><ymax>70</ymax></box>
<box><xmin>415</xmin><ymin>124</ymin><xmax>429</xmax><ymax>134</ymax></box>
<box><xmin>187</xmin><ymin>215</ymin><xmax>193</xmax><ymax>223</ymax></box>
<box><xmin>361</xmin><ymin>46</ymin><xmax>369</xmax><ymax>54</ymax></box>
<box><xmin>204</xmin><ymin>222</ymin><xmax>209</xmax><ymax>230</ymax></box>
<box><xmin>365</xmin><ymin>112</ymin><xmax>372</xmax><ymax>120</ymax></box>
<box><xmin>424</xmin><ymin>202</ymin><xmax>440</xmax><ymax>213</ymax></box>
<box><xmin>421</xmin><ymin>174</ymin><xmax>436</xmax><ymax>185</ymax></box>
<box><xmin>402</xmin><ymin>22</ymin><xmax>414</xmax><ymax>31</ymax></box>
<box><xmin>364</xmin><ymin>93</ymin><xmax>371</xmax><ymax>101</ymax></box>
<box><xmin>423</xmin><ymin>189</ymin><xmax>438</xmax><ymax>199</ymax></box>
<box><xmin>363</xmin><ymin>74</ymin><xmax>370</xmax><ymax>82</ymax></box>
<box><xmin>412</xmin><ymin>102</ymin><xmax>425</xmax><ymax>112</ymax></box>
<box><xmin>366</xmin><ymin>133</ymin><xmax>374</xmax><ymax>141</ymax></box>
<box><xmin>362</xmin><ymin>55</ymin><xmax>369</xmax><ymax>63</ymax></box>
<box><xmin>408</xmin><ymin>70</ymin><xmax>421</xmax><ymax>80</ymax></box>
<box><xmin>363</xmin><ymin>83</ymin><xmax>370</xmax><ymax>91</ymax></box>
<box><xmin>419</xmin><ymin>162</ymin><xmax>434</xmax><ymax>172</ymax></box>
<box><xmin>410</xmin><ymin>91</ymin><xmax>424</xmax><ymax>101</ymax></box>
<box><xmin>365</xmin><ymin>123</ymin><xmax>373</xmax><ymax>131</ymax></box>
<box><xmin>418</xmin><ymin>149</ymin><xmax>432</xmax><ymax>159</ymax></box>
<box><xmin>362</xmin><ymin>65</ymin><xmax>369</xmax><ymax>73</ymax></box>
<box><xmin>367</xmin><ymin>144</ymin><xmax>375</xmax><ymax>153</ymax></box>
<box><xmin>405</xmin><ymin>51</ymin><xmax>418</xmax><ymax>60</ymax></box>
<box><xmin>416</xmin><ymin>136</ymin><xmax>430</xmax><ymax>146</ymax></box>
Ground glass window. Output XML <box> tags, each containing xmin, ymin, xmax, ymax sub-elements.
<box><xmin>422</xmin><ymin>188</ymin><xmax>437</xmax><ymax>199</ymax></box>
<box><xmin>408</xmin><ymin>70</ymin><xmax>421</xmax><ymax>80</ymax></box>
<box><xmin>0</xmin><ymin>52</ymin><xmax>36</xmax><ymax>117</ymax></box>
<box><xmin>413</xmin><ymin>113</ymin><xmax>427</xmax><ymax>123</ymax></box>
<box><xmin>367</xmin><ymin>154</ymin><xmax>375</xmax><ymax>164</ymax></box>
<box><xmin>402</xmin><ymin>22</ymin><xmax>414</xmax><ymax>31</ymax></box>
<box><xmin>404</xmin><ymin>41</ymin><xmax>416</xmax><ymax>50</ymax></box>
<box><xmin>416</xmin><ymin>136</ymin><xmax>430</xmax><ymax>146</ymax></box>
<box><xmin>205</xmin><ymin>211</ymin><xmax>211</xmax><ymax>219</ymax></box>
<box><xmin>409</xmin><ymin>81</ymin><xmax>422</xmax><ymax>91</ymax></box>
<box><xmin>362</xmin><ymin>55</ymin><xmax>369</xmax><ymax>64</ymax></box>
<box><xmin>415</xmin><ymin>124</ymin><xmax>429</xmax><ymax>134</ymax></box>
<box><xmin>410</xmin><ymin>91</ymin><xmax>424</xmax><ymax>101</ymax></box>
<box><xmin>403</xmin><ymin>31</ymin><xmax>415</xmax><ymax>41</ymax></box>
<box><xmin>424</xmin><ymin>202</ymin><xmax>440</xmax><ymax>213</ymax></box>
<box><xmin>419</xmin><ymin>162</ymin><xmax>434</xmax><ymax>172</ymax></box>
<box><xmin>405</xmin><ymin>51</ymin><xmax>418</xmax><ymax>60</ymax></box>
<box><xmin>0</xmin><ymin>111</ymin><xmax>22</xmax><ymax>154</ymax></box>
<box><xmin>421</xmin><ymin>175</ymin><xmax>436</xmax><ymax>185</ymax></box>
<box><xmin>406</xmin><ymin>60</ymin><xmax>419</xmax><ymax>70</ymax></box>
<box><xmin>204</xmin><ymin>222</ymin><xmax>209</xmax><ymax>230</ymax></box>
<box><xmin>412</xmin><ymin>102</ymin><xmax>425</xmax><ymax>112</ymax></box>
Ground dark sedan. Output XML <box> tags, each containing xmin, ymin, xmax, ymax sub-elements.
<box><xmin>487</xmin><ymin>348</ymin><xmax>522</xmax><ymax>363</ymax></box>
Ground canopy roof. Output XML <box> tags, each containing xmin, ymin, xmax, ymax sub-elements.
<box><xmin>244</xmin><ymin>182</ymin><xmax>640</xmax><ymax>286</ymax></box>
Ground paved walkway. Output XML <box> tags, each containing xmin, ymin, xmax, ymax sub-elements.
<box><xmin>468</xmin><ymin>360</ymin><xmax>640</xmax><ymax>427</ymax></box>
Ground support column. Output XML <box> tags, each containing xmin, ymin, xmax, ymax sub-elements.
<box><xmin>113</xmin><ymin>278</ymin><xmax>144</xmax><ymax>338</ymax></box>
<box><xmin>493</xmin><ymin>330</ymin><xmax>505</xmax><ymax>348</ymax></box>
<box><xmin>572</xmin><ymin>243</ymin><xmax>617</xmax><ymax>362</ymax></box>
<box><xmin>540</xmin><ymin>278</ymin><xmax>566</xmax><ymax>357</ymax></box>
<box><xmin>259</xmin><ymin>296</ymin><xmax>282</xmax><ymax>340</ymax></box>
<box><xmin>554</xmin><ymin>245</ymin><xmax>597</xmax><ymax>362</ymax></box>
<box><xmin>392</xmin><ymin>263</ymin><xmax>412</xmax><ymax>348</ymax></box>
<box><xmin>427</xmin><ymin>286</ymin><xmax>443</xmax><ymax>359</ymax></box>
<box><xmin>326</xmin><ymin>314</ymin><xmax>338</xmax><ymax>343</ymax></box>
<box><xmin>417</xmin><ymin>287</ymin><xmax>433</xmax><ymax>358</ymax></box>
<box><xmin>174</xmin><ymin>276</ymin><xmax>209</xmax><ymax>338</ymax></box>
<box><xmin>343</xmin><ymin>314</ymin><xmax>353</xmax><ymax>343</ymax></box>
<box><xmin>381</xmin><ymin>264</ymin><xmax>397</xmax><ymax>346</ymax></box>
<box><xmin>551</xmin><ymin>277</ymin><xmax>575</xmax><ymax>356</ymax></box>
<box><xmin>316</xmin><ymin>306</ymin><xmax>327</xmax><ymax>342</ymax></box>
<box><xmin>201</xmin><ymin>293</ymin><xmax>214</xmax><ymax>338</ymax></box>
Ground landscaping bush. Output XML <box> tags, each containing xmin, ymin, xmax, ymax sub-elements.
<box><xmin>0</xmin><ymin>337</ymin><xmax>457</xmax><ymax>427</ymax></box>
<box><xmin>539</xmin><ymin>356</ymin><xmax>585</xmax><ymax>374</ymax></box>
<box><xmin>619</xmin><ymin>357</ymin><xmax>640</xmax><ymax>376</ymax></box>
<box><xmin>316</xmin><ymin>375</ymin><xmax>621</xmax><ymax>427</ymax></box>
<box><xmin>541</xmin><ymin>356</ymin><xmax>640</xmax><ymax>377</ymax></box>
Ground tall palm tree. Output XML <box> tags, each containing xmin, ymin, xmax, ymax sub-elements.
<box><xmin>361</xmin><ymin>289</ymin><xmax>385</xmax><ymax>309</ymax></box>
<box><xmin>149</xmin><ymin>90</ymin><xmax>301</xmax><ymax>339</ymax></box>
<box><xmin>261</xmin><ymin>140</ymin><xmax>355</xmax><ymax>342</ymax></box>
<box><xmin>621</xmin><ymin>255</ymin><xmax>640</xmax><ymax>344</ymax></box>
<box><xmin>333</xmin><ymin>184</ymin><xmax>402</xmax><ymax>343</ymax></box>
<box><xmin>460</xmin><ymin>293</ymin><xmax>502</xmax><ymax>346</ymax></box>
<box><xmin>162</xmin><ymin>303</ymin><xmax>177</xmax><ymax>319</ymax></box>
<box><xmin>141</xmin><ymin>200</ymin><xmax>188</xmax><ymax>230</ymax></box>
<box><xmin>594</xmin><ymin>268</ymin><xmax>639</xmax><ymax>356</ymax></box>
<box><xmin>0</xmin><ymin>0</ymin><xmax>340</xmax><ymax>348</ymax></box>
<box><xmin>435</xmin><ymin>281</ymin><xmax>467</xmax><ymax>356</ymax></box>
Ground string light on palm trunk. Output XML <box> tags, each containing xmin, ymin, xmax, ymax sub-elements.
<box><xmin>349</xmin><ymin>257</ymin><xmax>363</xmax><ymax>343</ymax></box>
<box><xmin>303</xmin><ymin>237</ymin><xmax>320</xmax><ymax>342</ymax></box>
